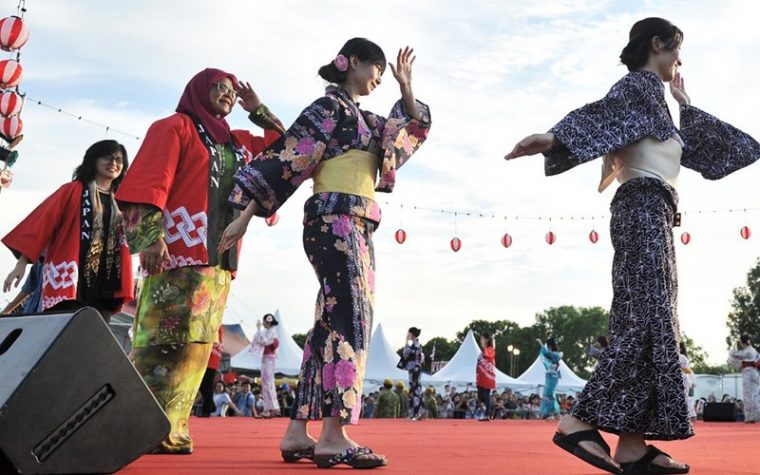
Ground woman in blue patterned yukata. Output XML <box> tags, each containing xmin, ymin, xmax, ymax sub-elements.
<box><xmin>219</xmin><ymin>38</ymin><xmax>431</xmax><ymax>469</ymax></box>
<box><xmin>536</xmin><ymin>337</ymin><xmax>562</xmax><ymax>421</ymax></box>
<box><xmin>506</xmin><ymin>17</ymin><xmax>760</xmax><ymax>475</ymax></box>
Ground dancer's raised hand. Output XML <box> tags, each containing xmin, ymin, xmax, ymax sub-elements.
<box><xmin>237</xmin><ymin>81</ymin><xmax>262</xmax><ymax>112</ymax></box>
<box><xmin>505</xmin><ymin>133</ymin><xmax>556</xmax><ymax>160</ymax></box>
<box><xmin>389</xmin><ymin>46</ymin><xmax>415</xmax><ymax>88</ymax></box>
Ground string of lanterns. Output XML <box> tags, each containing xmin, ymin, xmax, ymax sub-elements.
<box><xmin>262</xmin><ymin>203</ymin><xmax>757</xmax><ymax>253</ymax></box>
<box><xmin>0</xmin><ymin>1</ymin><xmax>28</xmax><ymax>191</ymax></box>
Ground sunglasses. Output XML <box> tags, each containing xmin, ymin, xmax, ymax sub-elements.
<box><xmin>214</xmin><ymin>82</ymin><xmax>238</xmax><ymax>99</ymax></box>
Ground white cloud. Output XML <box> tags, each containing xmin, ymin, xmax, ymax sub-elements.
<box><xmin>2</xmin><ymin>0</ymin><xmax>760</xmax><ymax>362</ymax></box>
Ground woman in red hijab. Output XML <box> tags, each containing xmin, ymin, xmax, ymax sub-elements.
<box><xmin>116</xmin><ymin>68</ymin><xmax>283</xmax><ymax>454</ymax></box>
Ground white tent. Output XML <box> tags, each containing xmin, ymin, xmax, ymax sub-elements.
<box><xmin>515</xmin><ymin>354</ymin><xmax>587</xmax><ymax>393</ymax></box>
<box><xmin>424</xmin><ymin>330</ymin><xmax>532</xmax><ymax>391</ymax></box>
<box><xmin>229</xmin><ymin>310</ymin><xmax>304</xmax><ymax>376</ymax></box>
<box><xmin>363</xmin><ymin>322</ymin><xmax>408</xmax><ymax>383</ymax></box>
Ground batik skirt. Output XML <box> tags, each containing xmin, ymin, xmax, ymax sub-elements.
<box><xmin>570</xmin><ymin>177</ymin><xmax>693</xmax><ymax>440</ymax></box>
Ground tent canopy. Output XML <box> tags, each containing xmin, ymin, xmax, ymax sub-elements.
<box><xmin>221</xmin><ymin>323</ymin><xmax>250</xmax><ymax>357</ymax></box>
<box><xmin>424</xmin><ymin>330</ymin><xmax>532</xmax><ymax>391</ymax></box>
<box><xmin>515</xmin><ymin>353</ymin><xmax>587</xmax><ymax>393</ymax></box>
<box><xmin>229</xmin><ymin>310</ymin><xmax>304</xmax><ymax>376</ymax></box>
<box><xmin>364</xmin><ymin>323</ymin><xmax>408</xmax><ymax>383</ymax></box>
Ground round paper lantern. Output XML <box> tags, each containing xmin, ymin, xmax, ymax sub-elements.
<box><xmin>395</xmin><ymin>229</ymin><xmax>407</xmax><ymax>244</ymax></box>
<box><xmin>680</xmin><ymin>232</ymin><xmax>691</xmax><ymax>245</ymax></box>
<box><xmin>1</xmin><ymin>115</ymin><xmax>22</xmax><ymax>139</ymax></box>
<box><xmin>545</xmin><ymin>231</ymin><xmax>556</xmax><ymax>245</ymax></box>
<box><xmin>589</xmin><ymin>229</ymin><xmax>599</xmax><ymax>244</ymax></box>
<box><xmin>501</xmin><ymin>233</ymin><xmax>512</xmax><ymax>248</ymax></box>
<box><xmin>0</xmin><ymin>60</ymin><xmax>22</xmax><ymax>89</ymax></box>
<box><xmin>0</xmin><ymin>16</ymin><xmax>29</xmax><ymax>52</ymax></box>
<box><xmin>740</xmin><ymin>226</ymin><xmax>751</xmax><ymax>240</ymax></box>
<box><xmin>0</xmin><ymin>91</ymin><xmax>22</xmax><ymax>117</ymax></box>
<box><xmin>450</xmin><ymin>237</ymin><xmax>461</xmax><ymax>252</ymax></box>
<box><xmin>265</xmin><ymin>213</ymin><xmax>279</xmax><ymax>226</ymax></box>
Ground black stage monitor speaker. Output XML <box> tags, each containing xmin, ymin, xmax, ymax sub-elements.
<box><xmin>0</xmin><ymin>308</ymin><xmax>170</xmax><ymax>474</ymax></box>
<box><xmin>702</xmin><ymin>402</ymin><xmax>736</xmax><ymax>422</ymax></box>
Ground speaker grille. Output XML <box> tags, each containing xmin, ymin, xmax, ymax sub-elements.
<box><xmin>33</xmin><ymin>384</ymin><xmax>115</xmax><ymax>462</ymax></box>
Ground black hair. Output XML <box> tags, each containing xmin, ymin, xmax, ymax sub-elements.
<box><xmin>72</xmin><ymin>139</ymin><xmax>129</xmax><ymax>190</ymax></box>
<box><xmin>546</xmin><ymin>337</ymin><xmax>558</xmax><ymax>352</ymax></box>
<box><xmin>318</xmin><ymin>37</ymin><xmax>386</xmax><ymax>84</ymax></box>
<box><xmin>408</xmin><ymin>327</ymin><xmax>421</xmax><ymax>338</ymax></box>
<box><xmin>740</xmin><ymin>334</ymin><xmax>751</xmax><ymax>346</ymax></box>
<box><xmin>679</xmin><ymin>341</ymin><xmax>688</xmax><ymax>357</ymax></box>
<box><xmin>620</xmin><ymin>17</ymin><xmax>683</xmax><ymax>72</ymax></box>
<box><xmin>263</xmin><ymin>313</ymin><xmax>279</xmax><ymax>326</ymax></box>
<box><xmin>482</xmin><ymin>333</ymin><xmax>494</xmax><ymax>347</ymax></box>
<box><xmin>597</xmin><ymin>335</ymin><xmax>609</xmax><ymax>348</ymax></box>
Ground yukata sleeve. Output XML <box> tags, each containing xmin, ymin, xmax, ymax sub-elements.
<box><xmin>375</xmin><ymin>99</ymin><xmax>432</xmax><ymax>192</ymax></box>
<box><xmin>679</xmin><ymin>104</ymin><xmax>760</xmax><ymax>179</ymax></box>
<box><xmin>229</xmin><ymin>97</ymin><xmax>340</xmax><ymax>217</ymax></box>
<box><xmin>543</xmin><ymin>75</ymin><xmax>654</xmax><ymax>176</ymax></box>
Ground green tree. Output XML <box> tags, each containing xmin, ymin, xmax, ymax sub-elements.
<box><xmin>680</xmin><ymin>333</ymin><xmax>709</xmax><ymax>372</ymax></box>
<box><xmin>533</xmin><ymin>306</ymin><xmax>610</xmax><ymax>379</ymax></box>
<box><xmin>422</xmin><ymin>337</ymin><xmax>458</xmax><ymax>366</ymax></box>
<box><xmin>455</xmin><ymin>319</ymin><xmax>518</xmax><ymax>344</ymax></box>
<box><xmin>497</xmin><ymin>324</ymin><xmax>546</xmax><ymax>377</ymax></box>
<box><xmin>291</xmin><ymin>333</ymin><xmax>307</xmax><ymax>349</ymax></box>
<box><xmin>726</xmin><ymin>257</ymin><xmax>760</xmax><ymax>348</ymax></box>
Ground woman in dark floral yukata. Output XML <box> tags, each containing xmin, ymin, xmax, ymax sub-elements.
<box><xmin>219</xmin><ymin>38</ymin><xmax>431</xmax><ymax>469</ymax></box>
<box><xmin>506</xmin><ymin>17</ymin><xmax>760</xmax><ymax>475</ymax></box>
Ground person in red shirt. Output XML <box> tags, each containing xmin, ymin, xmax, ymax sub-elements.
<box><xmin>476</xmin><ymin>333</ymin><xmax>496</xmax><ymax>421</ymax></box>
<box><xmin>3</xmin><ymin>140</ymin><xmax>134</xmax><ymax>321</ymax></box>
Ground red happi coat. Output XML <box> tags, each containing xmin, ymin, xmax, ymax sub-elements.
<box><xmin>476</xmin><ymin>346</ymin><xmax>497</xmax><ymax>390</ymax></box>
<box><xmin>2</xmin><ymin>181</ymin><xmax>134</xmax><ymax>311</ymax></box>
<box><xmin>116</xmin><ymin>113</ymin><xmax>279</xmax><ymax>271</ymax></box>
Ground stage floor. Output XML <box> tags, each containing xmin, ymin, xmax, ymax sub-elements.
<box><xmin>120</xmin><ymin>418</ymin><xmax>760</xmax><ymax>474</ymax></box>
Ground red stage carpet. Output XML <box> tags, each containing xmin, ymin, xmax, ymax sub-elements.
<box><xmin>120</xmin><ymin>418</ymin><xmax>760</xmax><ymax>474</ymax></box>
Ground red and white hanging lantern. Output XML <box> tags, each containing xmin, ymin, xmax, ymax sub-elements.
<box><xmin>0</xmin><ymin>91</ymin><xmax>22</xmax><ymax>117</ymax></box>
<box><xmin>740</xmin><ymin>226</ymin><xmax>751</xmax><ymax>240</ymax></box>
<box><xmin>264</xmin><ymin>212</ymin><xmax>279</xmax><ymax>226</ymax></box>
<box><xmin>501</xmin><ymin>232</ymin><xmax>512</xmax><ymax>248</ymax></box>
<box><xmin>0</xmin><ymin>59</ymin><xmax>22</xmax><ymax>89</ymax></box>
<box><xmin>0</xmin><ymin>16</ymin><xmax>29</xmax><ymax>52</ymax></box>
<box><xmin>680</xmin><ymin>232</ymin><xmax>691</xmax><ymax>245</ymax></box>
<box><xmin>395</xmin><ymin>229</ymin><xmax>407</xmax><ymax>244</ymax></box>
<box><xmin>1</xmin><ymin>115</ymin><xmax>22</xmax><ymax>140</ymax></box>
<box><xmin>545</xmin><ymin>231</ymin><xmax>556</xmax><ymax>245</ymax></box>
<box><xmin>589</xmin><ymin>229</ymin><xmax>599</xmax><ymax>244</ymax></box>
<box><xmin>450</xmin><ymin>237</ymin><xmax>461</xmax><ymax>252</ymax></box>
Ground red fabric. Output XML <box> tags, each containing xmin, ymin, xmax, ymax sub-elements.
<box><xmin>116</xmin><ymin>113</ymin><xmax>279</xmax><ymax>273</ymax></box>
<box><xmin>263</xmin><ymin>337</ymin><xmax>279</xmax><ymax>356</ymax></box>
<box><xmin>176</xmin><ymin>68</ymin><xmax>238</xmax><ymax>144</ymax></box>
<box><xmin>222</xmin><ymin>372</ymin><xmax>237</xmax><ymax>384</ymax></box>
<box><xmin>207</xmin><ymin>326</ymin><xmax>224</xmax><ymax>370</ymax></box>
<box><xmin>476</xmin><ymin>346</ymin><xmax>496</xmax><ymax>389</ymax></box>
<box><xmin>2</xmin><ymin>181</ymin><xmax>133</xmax><ymax>311</ymax></box>
<box><xmin>120</xmin><ymin>418</ymin><xmax>757</xmax><ymax>475</ymax></box>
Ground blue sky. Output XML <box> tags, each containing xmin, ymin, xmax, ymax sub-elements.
<box><xmin>2</xmin><ymin>0</ymin><xmax>760</xmax><ymax>364</ymax></box>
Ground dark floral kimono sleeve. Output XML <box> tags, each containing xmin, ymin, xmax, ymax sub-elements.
<box><xmin>543</xmin><ymin>73</ymin><xmax>677</xmax><ymax>176</ymax></box>
<box><xmin>228</xmin><ymin>96</ymin><xmax>340</xmax><ymax>217</ymax></box>
<box><xmin>375</xmin><ymin>99</ymin><xmax>432</xmax><ymax>192</ymax></box>
<box><xmin>679</xmin><ymin>104</ymin><xmax>760</xmax><ymax>180</ymax></box>
<box><xmin>121</xmin><ymin>203</ymin><xmax>164</xmax><ymax>254</ymax></box>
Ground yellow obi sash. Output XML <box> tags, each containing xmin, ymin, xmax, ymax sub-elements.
<box><xmin>313</xmin><ymin>149</ymin><xmax>379</xmax><ymax>200</ymax></box>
